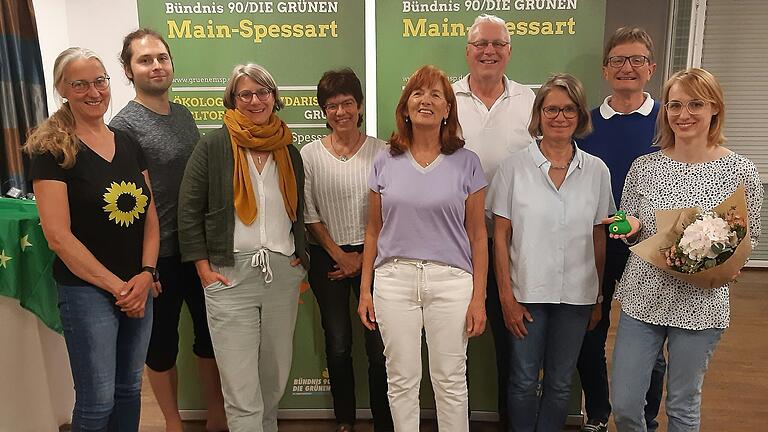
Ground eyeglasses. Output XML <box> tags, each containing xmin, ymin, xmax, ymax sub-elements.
<box><xmin>542</xmin><ymin>105</ymin><xmax>578</xmax><ymax>119</ymax></box>
<box><xmin>236</xmin><ymin>88</ymin><xmax>272</xmax><ymax>103</ymax></box>
<box><xmin>468</xmin><ymin>40</ymin><xmax>510</xmax><ymax>50</ymax></box>
<box><xmin>665</xmin><ymin>99</ymin><xmax>709</xmax><ymax>115</ymax></box>
<box><xmin>324</xmin><ymin>99</ymin><xmax>357</xmax><ymax>112</ymax></box>
<box><xmin>69</xmin><ymin>76</ymin><xmax>110</xmax><ymax>93</ymax></box>
<box><xmin>606</xmin><ymin>55</ymin><xmax>650</xmax><ymax>68</ymax></box>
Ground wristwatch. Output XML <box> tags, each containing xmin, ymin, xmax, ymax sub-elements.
<box><xmin>596</xmin><ymin>294</ymin><xmax>604</xmax><ymax>304</ymax></box>
<box><xmin>142</xmin><ymin>266</ymin><xmax>159</xmax><ymax>282</ymax></box>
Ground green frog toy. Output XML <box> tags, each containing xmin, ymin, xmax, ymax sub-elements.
<box><xmin>609</xmin><ymin>211</ymin><xmax>632</xmax><ymax>235</ymax></box>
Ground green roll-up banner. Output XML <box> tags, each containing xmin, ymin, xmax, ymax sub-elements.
<box><xmin>137</xmin><ymin>0</ymin><xmax>365</xmax><ymax>146</ymax></box>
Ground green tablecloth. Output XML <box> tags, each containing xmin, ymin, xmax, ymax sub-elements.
<box><xmin>0</xmin><ymin>197</ymin><xmax>61</xmax><ymax>333</ymax></box>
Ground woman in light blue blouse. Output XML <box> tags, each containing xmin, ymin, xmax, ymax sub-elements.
<box><xmin>487</xmin><ymin>73</ymin><xmax>613</xmax><ymax>432</ymax></box>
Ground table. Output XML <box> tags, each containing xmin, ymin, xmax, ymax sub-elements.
<box><xmin>0</xmin><ymin>197</ymin><xmax>74</xmax><ymax>431</ymax></box>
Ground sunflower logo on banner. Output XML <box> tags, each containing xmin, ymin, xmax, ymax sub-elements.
<box><xmin>102</xmin><ymin>181</ymin><xmax>148</xmax><ymax>227</ymax></box>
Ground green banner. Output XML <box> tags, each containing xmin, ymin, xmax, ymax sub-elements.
<box><xmin>137</xmin><ymin>0</ymin><xmax>365</xmax><ymax>147</ymax></box>
<box><xmin>375</xmin><ymin>0</ymin><xmax>606</xmax><ymax>138</ymax></box>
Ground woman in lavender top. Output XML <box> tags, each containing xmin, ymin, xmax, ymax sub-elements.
<box><xmin>357</xmin><ymin>65</ymin><xmax>487</xmax><ymax>432</ymax></box>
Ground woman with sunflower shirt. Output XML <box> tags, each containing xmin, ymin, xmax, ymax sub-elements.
<box><xmin>25</xmin><ymin>47</ymin><xmax>160</xmax><ymax>431</ymax></box>
<box><xmin>178</xmin><ymin>63</ymin><xmax>308</xmax><ymax>432</ymax></box>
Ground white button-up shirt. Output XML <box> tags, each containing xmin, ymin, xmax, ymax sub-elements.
<box><xmin>487</xmin><ymin>142</ymin><xmax>614</xmax><ymax>305</ymax></box>
<box><xmin>233</xmin><ymin>153</ymin><xmax>295</xmax><ymax>256</ymax></box>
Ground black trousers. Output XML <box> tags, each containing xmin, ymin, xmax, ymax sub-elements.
<box><xmin>485</xmin><ymin>238</ymin><xmax>510</xmax><ymax>430</ymax></box>
<box><xmin>576</xmin><ymin>239</ymin><xmax>666</xmax><ymax>429</ymax></box>
<box><xmin>145</xmin><ymin>255</ymin><xmax>214</xmax><ymax>372</ymax></box>
<box><xmin>308</xmin><ymin>244</ymin><xmax>394</xmax><ymax>431</ymax></box>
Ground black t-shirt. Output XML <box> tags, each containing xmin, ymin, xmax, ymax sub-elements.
<box><xmin>29</xmin><ymin>127</ymin><xmax>151</xmax><ymax>285</ymax></box>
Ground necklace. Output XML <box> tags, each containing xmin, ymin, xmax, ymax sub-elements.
<box><xmin>412</xmin><ymin>150</ymin><xmax>441</xmax><ymax>167</ymax></box>
<box><xmin>539</xmin><ymin>141</ymin><xmax>575</xmax><ymax>170</ymax></box>
<box><xmin>330</xmin><ymin>132</ymin><xmax>364</xmax><ymax>162</ymax></box>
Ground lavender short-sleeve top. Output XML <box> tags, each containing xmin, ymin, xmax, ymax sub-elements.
<box><xmin>368</xmin><ymin>147</ymin><xmax>487</xmax><ymax>273</ymax></box>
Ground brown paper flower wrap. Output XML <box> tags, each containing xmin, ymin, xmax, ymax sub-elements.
<box><xmin>629</xmin><ymin>184</ymin><xmax>751</xmax><ymax>289</ymax></box>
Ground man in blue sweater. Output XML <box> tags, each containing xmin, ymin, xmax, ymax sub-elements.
<box><xmin>577</xmin><ymin>27</ymin><xmax>666</xmax><ymax>432</ymax></box>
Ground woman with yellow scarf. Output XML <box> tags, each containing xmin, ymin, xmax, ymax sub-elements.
<box><xmin>178</xmin><ymin>63</ymin><xmax>308</xmax><ymax>432</ymax></box>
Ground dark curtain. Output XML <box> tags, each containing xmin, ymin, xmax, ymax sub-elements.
<box><xmin>0</xmin><ymin>0</ymin><xmax>47</xmax><ymax>195</ymax></box>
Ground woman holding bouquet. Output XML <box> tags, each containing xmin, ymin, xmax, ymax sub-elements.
<box><xmin>609</xmin><ymin>68</ymin><xmax>763</xmax><ymax>432</ymax></box>
<box><xmin>487</xmin><ymin>73</ymin><xmax>614</xmax><ymax>432</ymax></box>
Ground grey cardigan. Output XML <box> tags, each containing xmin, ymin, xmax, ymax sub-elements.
<box><xmin>178</xmin><ymin>125</ymin><xmax>308</xmax><ymax>269</ymax></box>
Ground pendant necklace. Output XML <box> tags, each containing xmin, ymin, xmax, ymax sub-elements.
<box><xmin>330</xmin><ymin>132</ymin><xmax>364</xmax><ymax>162</ymax></box>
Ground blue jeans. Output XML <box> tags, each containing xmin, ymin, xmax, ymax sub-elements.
<box><xmin>59</xmin><ymin>284</ymin><xmax>153</xmax><ymax>431</ymax></box>
<box><xmin>506</xmin><ymin>303</ymin><xmax>592</xmax><ymax>432</ymax></box>
<box><xmin>611</xmin><ymin>311</ymin><xmax>722</xmax><ymax>432</ymax></box>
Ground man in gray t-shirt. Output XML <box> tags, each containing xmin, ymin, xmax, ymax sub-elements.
<box><xmin>110</xmin><ymin>28</ymin><xmax>226</xmax><ymax>432</ymax></box>
<box><xmin>112</xmin><ymin>101</ymin><xmax>197</xmax><ymax>256</ymax></box>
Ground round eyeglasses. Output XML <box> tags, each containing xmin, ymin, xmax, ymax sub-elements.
<box><xmin>665</xmin><ymin>100</ymin><xmax>708</xmax><ymax>115</ymax></box>
<box><xmin>236</xmin><ymin>88</ymin><xmax>272</xmax><ymax>103</ymax></box>
<box><xmin>69</xmin><ymin>76</ymin><xmax>110</xmax><ymax>94</ymax></box>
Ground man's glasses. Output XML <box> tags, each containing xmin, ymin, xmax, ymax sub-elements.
<box><xmin>468</xmin><ymin>40</ymin><xmax>510</xmax><ymax>50</ymax></box>
<box><xmin>606</xmin><ymin>55</ymin><xmax>650</xmax><ymax>68</ymax></box>
<box><xmin>69</xmin><ymin>76</ymin><xmax>110</xmax><ymax>93</ymax></box>
<box><xmin>236</xmin><ymin>88</ymin><xmax>272</xmax><ymax>103</ymax></box>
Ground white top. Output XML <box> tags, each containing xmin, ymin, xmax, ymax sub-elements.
<box><xmin>616</xmin><ymin>151</ymin><xmax>763</xmax><ymax>330</ymax></box>
<box><xmin>301</xmin><ymin>136</ymin><xmax>387</xmax><ymax>246</ymax></box>
<box><xmin>599</xmin><ymin>92</ymin><xmax>655</xmax><ymax>119</ymax></box>
<box><xmin>487</xmin><ymin>142</ymin><xmax>614</xmax><ymax>305</ymax></box>
<box><xmin>453</xmin><ymin>74</ymin><xmax>536</xmax><ymax>183</ymax></box>
<box><xmin>233</xmin><ymin>153</ymin><xmax>295</xmax><ymax>256</ymax></box>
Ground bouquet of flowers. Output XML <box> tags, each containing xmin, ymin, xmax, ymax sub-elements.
<box><xmin>663</xmin><ymin>207</ymin><xmax>747</xmax><ymax>274</ymax></box>
<box><xmin>629</xmin><ymin>184</ymin><xmax>752</xmax><ymax>289</ymax></box>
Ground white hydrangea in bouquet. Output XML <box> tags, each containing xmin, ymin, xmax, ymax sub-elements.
<box><xmin>664</xmin><ymin>207</ymin><xmax>747</xmax><ymax>274</ymax></box>
<box><xmin>629</xmin><ymin>184</ymin><xmax>752</xmax><ymax>289</ymax></box>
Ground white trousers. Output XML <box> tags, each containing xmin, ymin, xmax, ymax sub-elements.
<box><xmin>373</xmin><ymin>259</ymin><xmax>474</xmax><ymax>432</ymax></box>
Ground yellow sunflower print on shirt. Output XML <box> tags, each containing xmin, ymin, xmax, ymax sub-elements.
<box><xmin>102</xmin><ymin>181</ymin><xmax>148</xmax><ymax>227</ymax></box>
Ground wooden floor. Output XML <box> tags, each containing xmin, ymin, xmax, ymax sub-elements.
<box><xmin>131</xmin><ymin>269</ymin><xmax>767</xmax><ymax>431</ymax></box>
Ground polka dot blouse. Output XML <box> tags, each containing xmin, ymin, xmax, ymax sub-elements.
<box><xmin>615</xmin><ymin>150</ymin><xmax>763</xmax><ymax>330</ymax></box>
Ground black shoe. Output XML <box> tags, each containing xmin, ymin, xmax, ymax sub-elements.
<box><xmin>581</xmin><ymin>418</ymin><xmax>608</xmax><ymax>432</ymax></box>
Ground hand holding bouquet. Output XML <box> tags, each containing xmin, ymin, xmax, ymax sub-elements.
<box><xmin>630</xmin><ymin>184</ymin><xmax>751</xmax><ymax>289</ymax></box>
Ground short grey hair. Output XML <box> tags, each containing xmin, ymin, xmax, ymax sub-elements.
<box><xmin>223</xmin><ymin>63</ymin><xmax>284</xmax><ymax>111</ymax></box>
<box><xmin>467</xmin><ymin>14</ymin><xmax>509</xmax><ymax>42</ymax></box>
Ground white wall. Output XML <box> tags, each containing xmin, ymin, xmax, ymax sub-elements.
<box><xmin>34</xmin><ymin>0</ymin><xmax>140</xmax><ymax>120</ymax></box>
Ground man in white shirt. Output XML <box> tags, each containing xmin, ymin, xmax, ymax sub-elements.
<box><xmin>453</xmin><ymin>14</ymin><xmax>535</xmax><ymax>430</ymax></box>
